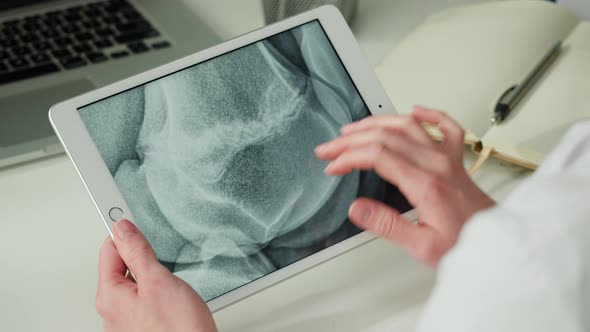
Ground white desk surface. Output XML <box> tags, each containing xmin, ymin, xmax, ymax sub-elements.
<box><xmin>0</xmin><ymin>1</ymin><xmax>529</xmax><ymax>331</ymax></box>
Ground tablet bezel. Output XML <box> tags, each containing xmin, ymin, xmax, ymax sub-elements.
<box><xmin>49</xmin><ymin>5</ymin><xmax>418</xmax><ymax>311</ymax></box>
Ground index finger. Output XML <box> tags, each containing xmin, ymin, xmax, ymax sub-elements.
<box><xmin>324</xmin><ymin>144</ymin><xmax>428</xmax><ymax>208</ymax></box>
<box><xmin>340</xmin><ymin>114</ymin><xmax>434</xmax><ymax>146</ymax></box>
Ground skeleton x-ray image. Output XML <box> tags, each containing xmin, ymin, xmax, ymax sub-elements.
<box><xmin>79</xmin><ymin>21</ymin><xmax>411</xmax><ymax>301</ymax></box>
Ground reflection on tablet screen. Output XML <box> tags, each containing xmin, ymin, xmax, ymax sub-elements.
<box><xmin>78</xmin><ymin>20</ymin><xmax>411</xmax><ymax>301</ymax></box>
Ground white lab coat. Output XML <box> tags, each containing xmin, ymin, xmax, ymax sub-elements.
<box><xmin>418</xmin><ymin>122</ymin><xmax>590</xmax><ymax>332</ymax></box>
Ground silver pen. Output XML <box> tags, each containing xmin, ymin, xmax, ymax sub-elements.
<box><xmin>491</xmin><ymin>41</ymin><xmax>562</xmax><ymax>124</ymax></box>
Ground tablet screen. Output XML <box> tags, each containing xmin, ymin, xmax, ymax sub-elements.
<box><xmin>78</xmin><ymin>20</ymin><xmax>411</xmax><ymax>301</ymax></box>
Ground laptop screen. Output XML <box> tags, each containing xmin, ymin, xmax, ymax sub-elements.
<box><xmin>0</xmin><ymin>0</ymin><xmax>57</xmax><ymax>11</ymax></box>
<box><xmin>78</xmin><ymin>20</ymin><xmax>412</xmax><ymax>302</ymax></box>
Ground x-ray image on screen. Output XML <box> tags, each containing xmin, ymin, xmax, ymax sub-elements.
<box><xmin>79</xmin><ymin>21</ymin><xmax>411</xmax><ymax>301</ymax></box>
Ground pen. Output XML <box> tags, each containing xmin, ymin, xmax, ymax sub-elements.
<box><xmin>491</xmin><ymin>41</ymin><xmax>562</xmax><ymax>124</ymax></box>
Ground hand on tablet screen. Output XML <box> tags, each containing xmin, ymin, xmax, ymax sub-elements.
<box><xmin>97</xmin><ymin>220</ymin><xmax>217</xmax><ymax>332</ymax></box>
<box><xmin>315</xmin><ymin>106</ymin><xmax>495</xmax><ymax>268</ymax></box>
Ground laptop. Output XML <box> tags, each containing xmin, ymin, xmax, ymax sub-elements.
<box><xmin>0</xmin><ymin>0</ymin><xmax>219</xmax><ymax>168</ymax></box>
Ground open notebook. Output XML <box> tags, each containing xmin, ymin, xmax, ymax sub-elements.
<box><xmin>376</xmin><ymin>0</ymin><xmax>590</xmax><ymax>170</ymax></box>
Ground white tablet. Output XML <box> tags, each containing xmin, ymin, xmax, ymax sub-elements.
<box><xmin>50</xmin><ymin>5</ymin><xmax>417</xmax><ymax>311</ymax></box>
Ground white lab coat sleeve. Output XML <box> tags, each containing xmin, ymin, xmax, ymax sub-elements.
<box><xmin>416</xmin><ymin>122</ymin><xmax>590</xmax><ymax>332</ymax></box>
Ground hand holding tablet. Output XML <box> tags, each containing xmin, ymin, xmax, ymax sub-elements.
<box><xmin>98</xmin><ymin>219</ymin><xmax>216</xmax><ymax>332</ymax></box>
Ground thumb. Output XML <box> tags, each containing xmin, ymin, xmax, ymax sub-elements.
<box><xmin>348</xmin><ymin>198</ymin><xmax>424</xmax><ymax>250</ymax></box>
<box><xmin>112</xmin><ymin>219</ymin><xmax>161</xmax><ymax>281</ymax></box>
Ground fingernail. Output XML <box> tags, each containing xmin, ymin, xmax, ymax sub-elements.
<box><xmin>349</xmin><ymin>203</ymin><xmax>372</xmax><ymax>224</ymax></box>
<box><xmin>115</xmin><ymin>219</ymin><xmax>138</xmax><ymax>241</ymax></box>
<box><xmin>413</xmin><ymin>105</ymin><xmax>426</xmax><ymax>112</ymax></box>
<box><xmin>315</xmin><ymin>144</ymin><xmax>326</xmax><ymax>153</ymax></box>
<box><xmin>324</xmin><ymin>162</ymin><xmax>335</xmax><ymax>173</ymax></box>
<box><xmin>340</xmin><ymin>124</ymin><xmax>353</xmax><ymax>133</ymax></box>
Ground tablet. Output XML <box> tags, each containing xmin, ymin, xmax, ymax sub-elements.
<box><xmin>50</xmin><ymin>5</ymin><xmax>417</xmax><ymax>311</ymax></box>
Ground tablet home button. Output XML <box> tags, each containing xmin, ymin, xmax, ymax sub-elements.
<box><xmin>109</xmin><ymin>207</ymin><xmax>124</xmax><ymax>222</ymax></box>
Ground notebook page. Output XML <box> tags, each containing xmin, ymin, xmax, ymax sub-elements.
<box><xmin>376</xmin><ymin>1</ymin><xmax>577</xmax><ymax>138</ymax></box>
<box><xmin>482</xmin><ymin>22</ymin><xmax>590</xmax><ymax>166</ymax></box>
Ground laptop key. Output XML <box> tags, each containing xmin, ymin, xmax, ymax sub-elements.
<box><xmin>62</xmin><ymin>25</ymin><xmax>78</xmax><ymax>34</ymax></box>
<box><xmin>2</xmin><ymin>19</ymin><xmax>20</xmax><ymax>26</ymax></box>
<box><xmin>9</xmin><ymin>58</ymin><xmax>30</xmax><ymax>69</ymax></box>
<box><xmin>64</xmin><ymin>13</ymin><xmax>83</xmax><ymax>21</ymax></box>
<box><xmin>1</xmin><ymin>38</ymin><xmax>18</xmax><ymax>48</ymax></box>
<box><xmin>94</xmin><ymin>39</ymin><xmax>114</xmax><ymax>48</ymax></box>
<box><xmin>24</xmin><ymin>14</ymin><xmax>42</xmax><ymax>22</ymax></box>
<box><xmin>21</xmin><ymin>33</ymin><xmax>40</xmax><ymax>43</ymax></box>
<box><xmin>30</xmin><ymin>53</ymin><xmax>51</xmax><ymax>63</ymax></box>
<box><xmin>96</xmin><ymin>28</ymin><xmax>115</xmax><ymax>38</ymax></box>
<box><xmin>75</xmin><ymin>32</ymin><xmax>94</xmax><ymax>42</ymax></box>
<box><xmin>83</xmin><ymin>20</ymin><xmax>102</xmax><ymax>29</ymax></box>
<box><xmin>54</xmin><ymin>36</ymin><xmax>74</xmax><ymax>45</ymax></box>
<box><xmin>31</xmin><ymin>41</ymin><xmax>52</xmax><ymax>51</ymax></box>
<box><xmin>12</xmin><ymin>46</ymin><xmax>32</xmax><ymax>56</ymax></box>
<box><xmin>115</xmin><ymin>29</ymin><xmax>159</xmax><ymax>44</ymax></box>
<box><xmin>73</xmin><ymin>43</ymin><xmax>93</xmax><ymax>53</ymax></box>
<box><xmin>60</xmin><ymin>56</ymin><xmax>87</xmax><ymax>69</ymax></box>
<box><xmin>115</xmin><ymin>21</ymin><xmax>151</xmax><ymax>33</ymax></box>
<box><xmin>128</xmin><ymin>41</ymin><xmax>149</xmax><ymax>53</ymax></box>
<box><xmin>105</xmin><ymin>2</ymin><xmax>132</xmax><ymax>13</ymax></box>
<box><xmin>87</xmin><ymin>51</ymin><xmax>108</xmax><ymax>63</ymax></box>
<box><xmin>43</xmin><ymin>17</ymin><xmax>61</xmax><ymax>26</ymax></box>
<box><xmin>110</xmin><ymin>50</ymin><xmax>129</xmax><ymax>59</ymax></box>
<box><xmin>84</xmin><ymin>8</ymin><xmax>103</xmax><ymax>17</ymax></box>
<box><xmin>112</xmin><ymin>15</ymin><xmax>127</xmax><ymax>26</ymax></box>
<box><xmin>122</xmin><ymin>11</ymin><xmax>142</xmax><ymax>21</ymax></box>
<box><xmin>102</xmin><ymin>16</ymin><xmax>115</xmax><ymax>25</ymax></box>
<box><xmin>46</xmin><ymin>10</ymin><xmax>61</xmax><ymax>17</ymax></box>
<box><xmin>22</xmin><ymin>22</ymin><xmax>42</xmax><ymax>32</ymax></box>
<box><xmin>41</xmin><ymin>29</ymin><xmax>60</xmax><ymax>39</ymax></box>
<box><xmin>152</xmin><ymin>41</ymin><xmax>171</xmax><ymax>49</ymax></box>
<box><xmin>52</xmin><ymin>49</ymin><xmax>72</xmax><ymax>58</ymax></box>
<box><xmin>2</xmin><ymin>26</ymin><xmax>20</xmax><ymax>35</ymax></box>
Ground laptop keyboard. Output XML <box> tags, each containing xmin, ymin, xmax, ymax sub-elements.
<box><xmin>0</xmin><ymin>0</ymin><xmax>171</xmax><ymax>85</ymax></box>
